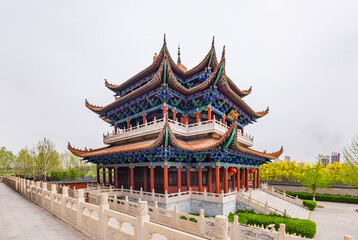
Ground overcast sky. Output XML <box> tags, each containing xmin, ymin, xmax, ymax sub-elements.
<box><xmin>1</xmin><ymin>0</ymin><xmax>357</xmax><ymax>163</ymax></box>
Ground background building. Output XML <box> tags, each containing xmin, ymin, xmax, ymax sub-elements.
<box><xmin>321</xmin><ymin>155</ymin><xmax>330</xmax><ymax>167</ymax></box>
<box><xmin>331</xmin><ymin>152</ymin><xmax>340</xmax><ymax>164</ymax></box>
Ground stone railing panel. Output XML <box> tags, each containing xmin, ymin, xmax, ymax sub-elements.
<box><xmin>104</xmin><ymin>208</ymin><xmax>137</xmax><ymax>240</ymax></box>
<box><xmin>79</xmin><ymin>201</ymin><xmax>100</xmax><ymax>237</ymax></box>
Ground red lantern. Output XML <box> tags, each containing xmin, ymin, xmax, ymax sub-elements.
<box><xmin>249</xmin><ymin>169</ymin><xmax>256</xmax><ymax>174</ymax></box>
<box><xmin>228</xmin><ymin>167</ymin><xmax>237</xmax><ymax>176</ymax></box>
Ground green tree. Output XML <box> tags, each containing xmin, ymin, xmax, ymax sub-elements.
<box><xmin>299</xmin><ymin>155</ymin><xmax>330</xmax><ymax>201</ymax></box>
<box><xmin>32</xmin><ymin>138</ymin><xmax>60</xmax><ymax>180</ymax></box>
<box><xmin>14</xmin><ymin>147</ymin><xmax>33</xmax><ymax>177</ymax></box>
<box><xmin>0</xmin><ymin>147</ymin><xmax>14</xmax><ymax>174</ymax></box>
<box><xmin>60</xmin><ymin>151</ymin><xmax>90</xmax><ymax>179</ymax></box>
<box><xmin>343</xmin><ymin>135</ymin><xmax>358</xmax><ymax>187</ymax></box>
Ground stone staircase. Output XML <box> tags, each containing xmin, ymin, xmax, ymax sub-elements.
<box><xmin>240</xmin><ymin>189</ymin><xmax>310</xmax><ymax>219</ymax></box>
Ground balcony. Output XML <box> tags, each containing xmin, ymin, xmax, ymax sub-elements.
<box><xmin>103</xmin><ymin>118</ymin><xmax>254</xmax><ymax>147</ymax></box>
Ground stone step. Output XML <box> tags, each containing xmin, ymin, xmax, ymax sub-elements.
<box><xmin>240</xmin><ymin>189</ymin><xmax>309</xmax><ymax>219</ymax></box>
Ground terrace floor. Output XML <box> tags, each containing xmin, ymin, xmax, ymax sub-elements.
<box><xmin>0</xmin><ymin>183</ymin><xmax>86</xmax><ymax>240</ymax></box>
<box><xmin>311</xmin><ymin>201</ymin><xmax>358</xmax><ymax>240</ymax></box>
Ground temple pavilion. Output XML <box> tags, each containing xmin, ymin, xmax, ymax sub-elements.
<box><xmin>68</xmin><ymin>36</ymin><xmax>283</xmax><ymax>195</ymax></box>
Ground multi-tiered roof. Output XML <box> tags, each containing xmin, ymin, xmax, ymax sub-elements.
<box><xmin>68</xmin><ymin>36</ymin><xmax>282</xmax><ymax>167</ymax></box>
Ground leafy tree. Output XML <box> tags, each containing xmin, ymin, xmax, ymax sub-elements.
<box><xmin>343</xmin><ymin>135</ymin><xmax>358</xmax><ymax>187</ymax></box>
<box><xmin>14</xmin><ymin>147</ymin><xmax>33</xmax><ymax>177</ymax></box>
<box><xmin>60</xmin><ymin>151</ymin><xmax>90</xmax><ymax>179</ymax></box>
<box><xmin>299</xmin><ymin>155</ymin><xmax>330</xmax><ymax>201</ymax></box>
<box><xmin>32</xmin><ymin>138</ymin><xmax>60</xmax><ymax>180</ymax></box>
<box><xmin>0</xmin><ymin>147</ymin><xmax>14</xmax><ymax>174</ymax></box>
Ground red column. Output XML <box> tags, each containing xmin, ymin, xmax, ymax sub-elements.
<box><xmin>208</xmin><ymin>167</ymin><xmax>212</xmax><ymax>193</ymax></box>
<box><xmin>127</xmin><ymin>120</ymin><xmax>130</xmax><ymax>129</ymax></box>
<box><xmin>196</xmin><ymin>111</ymin><xmax>200</xmax><ymax>123</ymax></box>
<box><xmin>257</xmin><ymin>169</ymin><xmax>260</xmax><ymax>188</ymax></box>
<box><xmin>108</xmin><ymin>168</ymin><xmax>112</xmax><ymax>185</ymax></box>
<box><xmin>177</xmin><ymin>166</ymin><xmax>181</xmax><ymax>190</ymax></box>
<box><xmin>144</xmin><ymin>167</ymin><xmax>147</xmax><ymax>192</ymax></box>
<box><xmin>208</xmin><ymin>107</ymin><xmax>212</xmax><ymax>122</ymax></box>
<box><xmin>173</xmin><ymin>110</ymin><xmax>177</xmax><ymax>122</ymax></box>
<box><xmin>232</xmin><ymin>173</ymin><xmax>235</xmax><ymax>191</ymax></box>
<box><xmin>245</xmin><ymin>168</ymin><xmax>249</xmax><ymax>191</ymax></box>
<box><xmin>143</xmin><ymin>114</ymin><xmax>146</xmax><ymax>124</ymax></box>
<box><xmin>186</xmin><ymin>167</ymin><xmax>191</xmax><ymax>190</ymax></box>
<box><xmin>130</xmin><ymin>167</ymin><xmax>134</xmax><ymax>189</ymax></box>
<box><xmin>222</xmin><ymin>115</ymin><xmax>225</xmax><ymax>124</ymax></box>
<box><xmin>163</xmin><ymin>104</ymin><xmax>167</xmax><ymax>117</ymax></box>
<box><xmin>150</xmin><ymin>166</ymin><xmax>154</xmax><ymax>192</ymax></box>
<box><xmin>215</xmin><ymin>166</ymin><xmax>220</xmax><ymax>194</ymax></box>
<box><xmin>114</xmin><ymin>125</ymin><xmax>118</xmax><ymax>133</ymax></box>
<box><xmin>96</xmin><ymin>165</ymin><xmax>100</xmax><ymax>184</ymax></box>
<box><xmin>185</xmin><ymin>116</ymin><xmax>189</xmax><ymax>125</ymax></box>
<box><xmin>224</xmin><ymin>167</ymin><xmax>228</xmax><ymax>193</ymax></box>
<box><xmin>164</xmin><ymin>165</ymin><xmax>168</xmax><ymax>193</ymax></box>
<box><xmin>253</xmin><ymin>169</ymin><xmax>257</xmax><ymax>189</ymax></box>
<box><xmin>198</xmin><ymin>166</ymin><xmax>203</xmax><ymax>192</ymax></box>
<box><xmin>102</xmin><ymin>168</ymin><xmax>106</xmax><ymax>185</ymax></box>
<box><xmin>241</xmin><ymin>169</ymin><xmax>245</xmax><ymax>188</ymax></box>
<box><xmin>114</xmin><ymin>167</ymin><xmax>118</xmax><ymax>188</ymax></box>
<box><xmin>241</xmin><ymin>128</ymin><xmax>244</xmax><ymax>134</ymax></box>
<box><xmin>237</xmin><ymin>167</ymin><xmax>240</xmax><ymax>191</ymax></box>
<box><xmin>180</xmin><ymin>116</ymin><xmax>184</xmax><ymax>124</ymax></box>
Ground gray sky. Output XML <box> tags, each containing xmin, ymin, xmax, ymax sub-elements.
<box><xmin>1</xmin><ymin>0</ymin><xmax>357</xmax><ymax>163</ymax></box>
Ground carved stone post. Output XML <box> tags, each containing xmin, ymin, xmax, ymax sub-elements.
<box><xmin>76</xmin><ymin>189</ymin><xmax>85</xmax><ymax>229</ymax></box>
<box><xmin>153</xmin><ymin>201</ymin><xmax>158</xmax><ymax>220</ymax></box>
<box><xmin>50</xmin><ymin>184</ymin><xmax>56</xmax><ymax>211</ymax></box>
<box><xmin>231</xmin><ymin>215</ymin><xmax>239</xmax><ymax>239</ymax></box>
<box><xmin>214</xmin><ymin>215</ymin><xmax>229</xmax><ymax>240</ymax></box>
<box><xmin>173</xmin><ymin>204</ymin><xmax>178</xmax><ymax>226</ymax></box>
<box><xmin>136</xmin><ymin>201</ymin><xmax>150</xmax><ymax>240</ymax></box>
<box><xmin>278</xmin><ymin>223</ymin><xmax>286</xmax><ymax>240</ymax></box>
<box><xmin>198</xmin><ymin>209</ymin><xmax>205</xmax><ymax>235</ymax></box>
<box><xmin>99</xmin><ymin>193</ymin><xmax>109</xmax><ymax>240</ymax></box>
<box><xmin>61</xmin><ymin>186</ymin><xmax>69</xmax><ymax>218</ymax></box>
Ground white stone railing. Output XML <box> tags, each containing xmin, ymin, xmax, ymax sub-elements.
<box><xmin>87</xmin><ymin>185</ymin><xmax>239</xmax><ymax>205</ymax></box>
<box><xmin>237</xmin><ymin>192</ymin><xmax>288</xmax><ymax>217</ymax></box>
<box><xmin>2</xmin><ymin>176</ymin><xmax>317</xmax><ymax>240</ymax></box>
<box><xmin>261</xmin><ymin>183</ymin><xmax>303</xmax><ymax>206</ymax></box>
<box><xmin>103</xmin><ymin>117</ymin><xmax>254</xmax><ymax>146</ymax></box>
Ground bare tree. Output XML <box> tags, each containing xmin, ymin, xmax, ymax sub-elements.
<box><xmin>343</xmin><ymin>134</ymin><xmax>358</xmax><ymax>186</ymax></box>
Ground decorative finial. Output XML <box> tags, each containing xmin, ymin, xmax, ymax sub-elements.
<box><xmin>177</xmin><ymin>43</ymin><xmax>181</xmax><ymax>64</ymax></box>
<box><xmin>221</xmin><ymin>45</ymin><xmax>226</xmax><ymax>59</ymax></box>
<box><xmin>163</xmin><ymin>33</ymin><xmax>167</xmax><ymax>45</ymax></box>
<box><xmin>212</xmin><ymin>36</ymin><xmax>215</xmax><ymax>47</ymax></box>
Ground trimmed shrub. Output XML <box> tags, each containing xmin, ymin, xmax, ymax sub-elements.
<box><xmin>228</xmin><ymin>210</ymin><xmax>316</xmax><ymax>238</ymax></box>
<box><xmin>303</xmin><ymin>200</ymin><xmax>317</xmax><ymax>211</ymax></box>
<box><xmin>287</xmin><ymin>192</ymin><xmax>358</xmax><ymax>204</ymax></box>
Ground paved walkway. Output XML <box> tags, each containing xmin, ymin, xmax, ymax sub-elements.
<box><xmin>311</xmin><ymin>201</ymin><xmax>358</xmax><ymax>240</ymax></box>
<box><xmin>0</xmin><ymin>183</ymin><xmax>86</xmax><ymax>240</ymax></box>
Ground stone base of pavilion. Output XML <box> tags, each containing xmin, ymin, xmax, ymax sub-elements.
<box><xmin>87</xmin><ymin>185</ymin><xmax>260</xmax><ymax>216</ymax></box>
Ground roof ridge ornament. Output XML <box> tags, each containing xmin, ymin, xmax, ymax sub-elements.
<box><xmin>177</xmin><ymin>43</ymin><xmax>181</xmax><ymax>64</ymax></box>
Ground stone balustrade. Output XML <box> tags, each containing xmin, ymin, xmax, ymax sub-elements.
<box><xmin>2</xmin><ymin>175</ymin><xmax>320</xmax><ymax>240</ymax></box>
<box><xmin>261</xmin><ymin>183</ymin><xmax>303</xmax><ymax>206</ymax></box>
<box><xmin>237</xmin><ymin>192</ymin><xmax>288</xmax><ymax>217</ymax></box>
<box><xmin>88</xmin><ymin>185</ymin><xmax>238</xmax><ymax>205</ymax></box>
<box><xmin>103</xmin><ymin>117</ymin><xmax>254</xmax><ymax>147</ymax></box>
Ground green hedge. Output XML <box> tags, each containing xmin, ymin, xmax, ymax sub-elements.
<box><xmin>303</xmin><ymin>200</ymin><xmax>317</xmax><ymax>211</ymax></box>
<box><xmin>228</xmin><ymin>210</ymin><xmax>316</xmax><ymax>238</ymax></box>
<box><xmin>287</xmin><ymin>192</ymin><xmax>358</xmax><ymax>204</ymax></box>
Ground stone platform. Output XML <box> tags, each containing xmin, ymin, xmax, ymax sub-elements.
<box><xmin>0</xmin><ymin>183</ymin><xmax>85</xmax><ymax>240</ymax></box>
